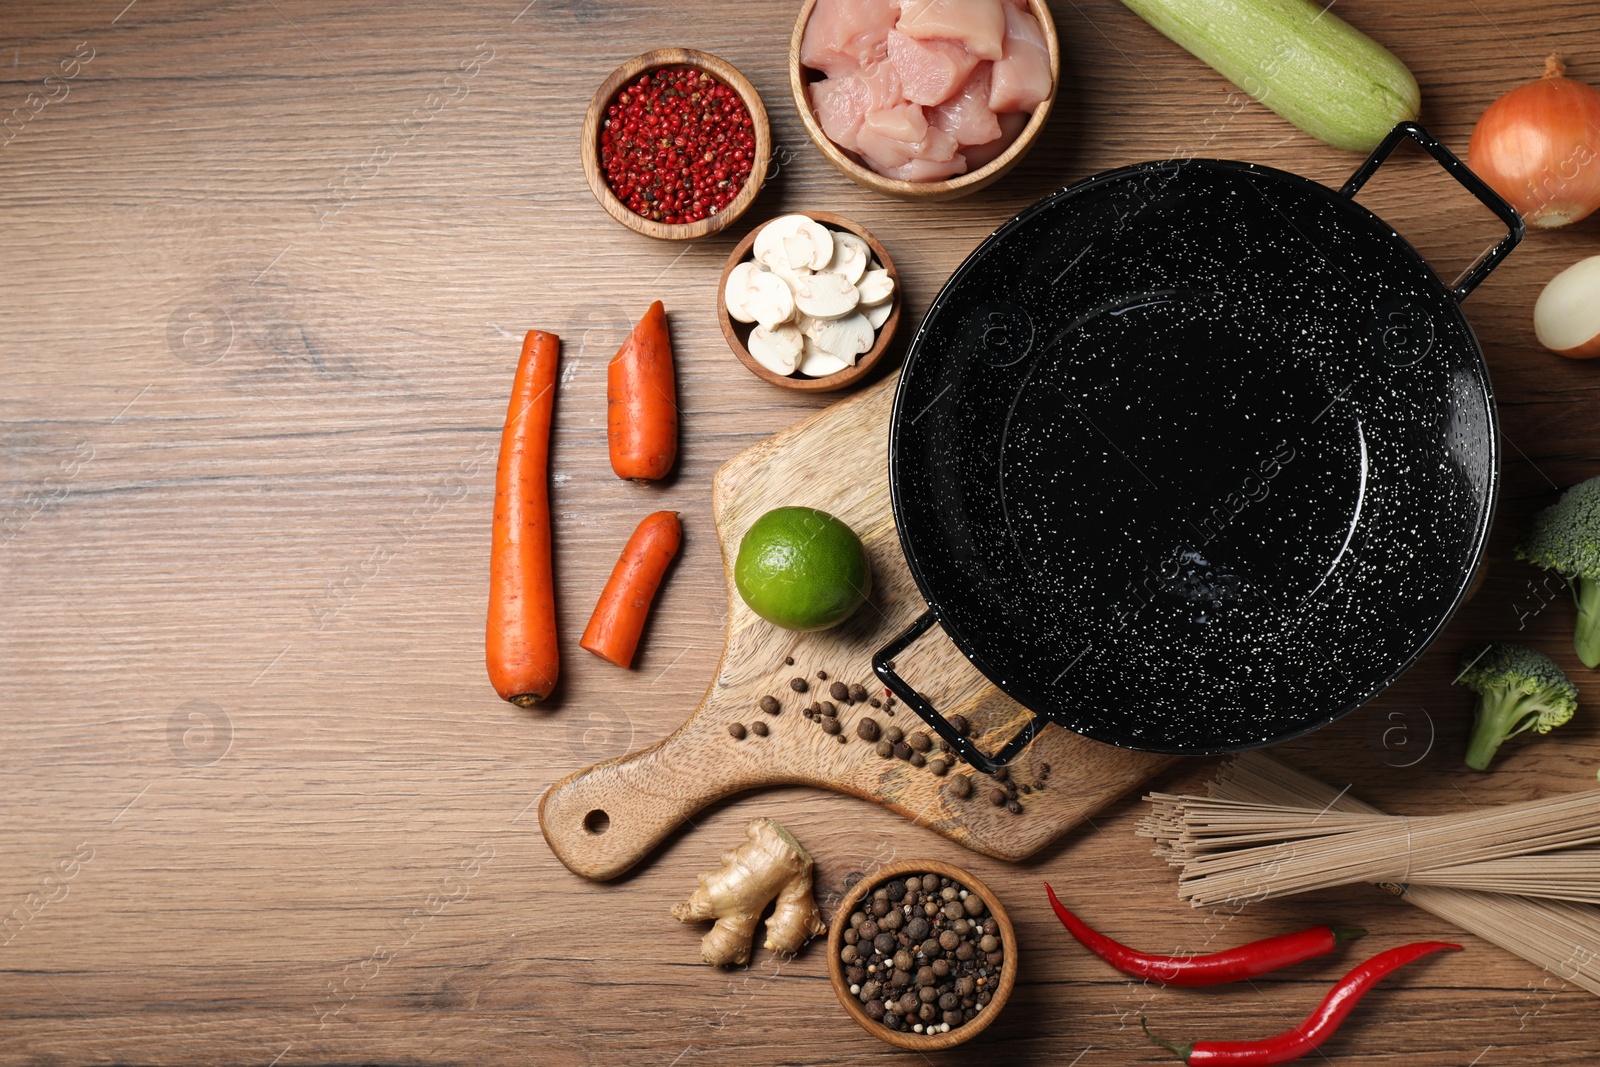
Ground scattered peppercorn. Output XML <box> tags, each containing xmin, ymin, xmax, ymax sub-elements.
<box><xmin>884</xmin><ymin>726</ymin><xmax>904</xmax><ymax>745</ymax></box>
<box><xmin>876</xmin><ymin>739</ymin><xmax>894</xmax><ymax>758</ymax></box>
<box><xmin>758</xmin><ymin>695</ymin><xmax>780</xmax><ymax>715</ymax></box>
<box><xmin>1006</xmin><ymin>799</ymin><xmax>1022</xmax><ymax>815</ymax></box>
<box><xmin>909</xmin><ymin>752</ymin><xmax>926</xmax><ymax>768</ymax></box>
<box><xmin>949</xmin><ymin>714</ymin><xmax>970</xmax><ymax>737</ymax></box>
<box><xmin>817</xmin><ymin>670</ymin><xmax>828</xmax><ymax>680</ymax></box>
<box><xmin>857</xmin><ymin>719</ymin><xmax>881</xmax><ymax>742</ymax></box>
<box><xmin>836</xmin><ymin>733</ymin><xmax>847</xmax><ymax>744</ymax></box>
<box><xmin>893</xmin><ymin>742</ymin><xmax>913</xmax><ymax>761</ymax></box>
<box><xmin>830</xmin><ymin>681</ymin><xmax>850</xmax><ymax>702</ymax></box>
<box><xmin>822</xmin><ymin>718</ymin><xmax>842</xmax><ymax>735</ymax></box>
<box><xmin>869</xmin><ymin>698</ymin><xmax>882</xmax><ymax>708</ymax></box>
<box><xmin>821</xmin><ymin>701</ymin><xmax>838</xmax><ymax>718</ymax></box>
<box><xmin>751</xmin><ymin>721</ymin><xmax>769</xmax><ymax>736</ymax></box>
<box><xmin>790</xmin><ymin>677</ymin><xmax>808</xmax><ymax>693</ymax></box>
<box><xmin>728</xmin><ymin>723</ymin><xmax>746</xmax><ymax>740</ymax></box>
<box><xmin>928</xmin><ymin>758</ymin><xmax>948</xmax><ymax>776</ymax></box>
<box><xmin>784</xmin><ymin>656</ymin><xmax>795</xmax><ymax>666</ymax></box>
<box><xmin>599</xmin><ymin>66</ymin><xmax>755</xmax><ymax>226</ymax></box>
<box><xmin>909</xmin><ymin>733</ymin><xmax>932</xmax><ymax>752</ymax></box>
<box><xmin>946</xmin><ymin>775</ymin><xmax>972</xmax><ymax>799</ymax></box>
<box><xmin>988</xmin><ymin>788</ymin><xmax>1007</xmax><ymax>807</ymax></box>
<box><xmin>850</xmin><ymin>683</ymin><xmax>868</xmax><ymax>703</ymax></box>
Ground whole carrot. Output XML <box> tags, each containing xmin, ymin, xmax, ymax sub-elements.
<box><xmin>608</xmin><ymin>300</ymin><xmax>677</xmax><ymax>481</ymax></box>
<box><xmin>580</xmin><ymin>510</ymin><xmax>682</xmax><ymax>668</ymax></box>
<box><xmin>486</xmin><ymin>329</ymin><xmax>560</xmax><ymax>707</ymax></box>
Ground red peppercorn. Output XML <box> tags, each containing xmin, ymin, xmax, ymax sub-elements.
<box><xmin>598</xmin><ymin>64</ymin><xmax>754</xmax><ymax>226</ymax></box>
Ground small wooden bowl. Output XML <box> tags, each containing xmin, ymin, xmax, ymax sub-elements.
<box><xmin>827</xmin><ymin>859</ymin><xmax>1017</xmax><ymax>1051</ymax></box>
<box><xmin>582</xmin><ymin>48</ymin><xmax>771</xmax><ymax>240</ymax></box>
<box><xmin>717</xmin><ymin>211</ymin><xmax>901</xmax><ymax>393</ymax></box>
<box><xmin>789</xmin><ymin>0</ymin><xmax>1059</xmax><ymax>202</ymax></box>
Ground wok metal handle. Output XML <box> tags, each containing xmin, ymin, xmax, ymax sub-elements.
<box><xmin>872</xmin><ymin>609</ymin><xmax>1047</xmax><ymax>775</ymax></box>
<box><xmin>1339</xmin><ymin>121</ymin><xmax>1524</xmax><ymax>303</ymax></box>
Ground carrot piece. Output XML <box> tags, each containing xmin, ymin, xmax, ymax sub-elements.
<box><xmin>607</xmin><ymin>300</ymin><xmax>678</xmax><ymax>481</ymax></box>
<box><xmin>580</xmin><ymin>510</ymin><xmax>682</xmax><ymax>668</ymax></box>
<box><xmin>486</xmin><ymin>330</ymin><xmax>561</xmax><ymax>706</ymax></box>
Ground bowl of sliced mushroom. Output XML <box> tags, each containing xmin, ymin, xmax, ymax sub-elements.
<box><xmin>718</xmin><ymin>211</ymin><xmax>901</xmax><ymax>392</ymax></box>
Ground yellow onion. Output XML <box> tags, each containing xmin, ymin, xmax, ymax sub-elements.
<box><xmin>1468</xmin><ymin>55</ymin><xmax>1600</xmax><ymax>228</ymax></box>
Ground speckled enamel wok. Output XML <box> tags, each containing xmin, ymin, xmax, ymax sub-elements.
<box><xmin>874</xmin><ymin>123</ymin><xmax>1523</xmax><ymax>772</ymax></box>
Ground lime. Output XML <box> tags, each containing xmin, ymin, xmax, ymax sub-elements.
<box><xmin>734</xmin><ymin>506</ymin><xmax>872</xmax><ymax>631</ymax></box>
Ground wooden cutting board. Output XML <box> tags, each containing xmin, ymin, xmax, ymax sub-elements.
<box><xmin>540</xmin><ymin>373</ymin><xmax>1178</xmax><ymax>880</ymax></box>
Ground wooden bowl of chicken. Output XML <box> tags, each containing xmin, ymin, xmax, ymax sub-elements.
<box><xmin>718</xmin><ymin>211</ymin><xmax>901</xmax><ymax>392</ymax></box>
<box><xmin>790</xmin><ymin>0</ymin><xmax>1058</xmax><ymax>201</ymax></box>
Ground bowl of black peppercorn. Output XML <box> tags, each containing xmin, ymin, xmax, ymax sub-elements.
<box><xmin>827</xmin><ymin>859</ymin><xmax>1016</xmax><ymax>1050</ymax></box>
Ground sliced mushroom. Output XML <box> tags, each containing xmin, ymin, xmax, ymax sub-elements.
<box><xmin>747</xmin><ymin>322</ymin><xmax>803</xmax><ymax>376</ymax></box>
<box><xmin>793</xmin><ymin>270</ymin><xmax>859</xmax><ymax>319</ymax></box>
<box><xmin>865</xmin><ymin>299</ymin><xmax>894</xmax><ymax>330</ymax></box>
<box><xmin>754</xmin><ymin>214</ymin><xmax>834</xmax><ymax>273</ymax></box>
<box><xmin>857</xmin><ymin>268</ymin><xmax>895</xmax><ymax>308</ymax></box>
<box><xmin>723</xmin><ymin>261</ymin><xmax>762</xmax><ymax>324</ymax></box>
<box><xmin>825</xmin><ymin>232</ymin><xmax>871</xmax><ymax>285</ymax></box>
<box><xmin>745</xmin><ymin>269</ymin><xmax>796</xmax><ymax>328</ymax></box>
<box><xmin>798</xmin><ymin>343</ymin><xmax>852</xmax><ymax>378</ymax></box>
<box><xmin>804</xmin><ymin>311</ymin><xmax>876</xmax><ymax>366</ymax></box>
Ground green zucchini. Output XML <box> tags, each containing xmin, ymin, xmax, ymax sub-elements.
<box><xmin>1120</xmin><ymin>0</ymin><xmax>1421</xmax><ymax>152</ymax></box>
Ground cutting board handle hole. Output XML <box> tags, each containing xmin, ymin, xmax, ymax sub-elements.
<box><xmin>583</xmin><ymin>809</ymin><xmax>611</xmax><ymax>835</ymax></box>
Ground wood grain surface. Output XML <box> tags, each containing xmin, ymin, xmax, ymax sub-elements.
<box><xmin>539</xmin><ymin>374</ymin><xmax>1175</xmax><ymax>880</ymax></box>
<box><xmin>4</xmin><ymin>1</ymin><xmax>1600</xmax><ymax>1064</ymax></box>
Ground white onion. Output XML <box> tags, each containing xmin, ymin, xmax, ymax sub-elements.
<box><xmin>1533</xmin><ymin>256</ymin><xmax>1600</xmax><ymax>358</ymax></box>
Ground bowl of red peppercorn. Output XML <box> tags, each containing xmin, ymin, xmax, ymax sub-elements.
<box><xmin>828</xmin><ymin>859</ymin><xmax>1017</xmax><ymax>1051</ymax></box>
<box><xmin>583</xmin><ymin>48</ymin><xmax>771</xmax><ymax>241</ymax></box>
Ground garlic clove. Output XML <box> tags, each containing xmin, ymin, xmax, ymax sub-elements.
<box><xmin>793</xmin><ymin>270</ymin><xmax>859</xmax><ymax>318</ymax></box>
<box><xmin>857</xmin><ymin>268</ymin><xmax>895</xmax><ymax>308</ymax></box>
<box><xmin>747</xmin><ymin>322</ymin><xmax>803</xmax><ymax>376</ymax></box>
<box><xmin>724</xmin><ymin>261</ymin><xmax>762</xmax><ymax>324</ymax></box>
<box><xmin>745</xmin><ymin>269</ymin><xmax>796</xmax><ymax>329</ymax></box>
<box><xmin>826</xmin><ymin>232</ymin><xmax>871</xmax><ymax>285</ymax></box>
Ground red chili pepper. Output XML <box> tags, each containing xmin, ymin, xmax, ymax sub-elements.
<box><xmin>1044</xmin><ymin>884</ymin><xmax>1363</xmax><ymax>985</ymax></box>
<box><xmin>1143</xmin><ymin>941</ymin><xmax>1462</xmax><ymax>1065</ymax></box>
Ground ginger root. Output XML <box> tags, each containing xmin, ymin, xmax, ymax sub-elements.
<box><xmin>671</xmin><ymin>817</ymin><xmax>826</xmax><ymax>966</ymax></box>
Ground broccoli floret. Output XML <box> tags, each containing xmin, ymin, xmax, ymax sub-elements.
<box><xmin>1516</xmin><ymin>477</ymin><xmax>1600</xmax><ymax>668</ymax></box>
<box><xmin>1457</xmin><ymin>643</ymin><xmax>1578</xmax><ymax>771</ymax></box>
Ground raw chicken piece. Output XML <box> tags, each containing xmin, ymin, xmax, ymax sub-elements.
<box><xmin>886</xmin><ymin>30</ymin><xmax>980</xmax><ymax>107</ymax></box>
<box><xmin>801</xmin><ymin>0</ymin><xmax>900</xmax><ymax>78</ymax></box>
<box><xmin>989</xmin><ymin>3</ymin><xmax>1052</xmax><ymax>113</ymax></box>
<box><xmin>873</xmin><ymin>152</ymin><xmax>970</xmax><ymax>181</ymax></box>
<box><xmin>856</xmin><ymin>55</ymin><xmax>905</xmax><ymax>110</ymax></box>
<box><xmin>861</xmin><ymin>101</ymin><xmax>929</xmax><ymax>144</ymax></box>
<box><xmin>809</xmin><ymin>77</ymin><xmax>872</xmax><ymax>152</ymax></box>
<box><xmin>856</xmin><ymin>120</ymin><xmax>959</xmax><ymax>172</ymax></box>
<box><xmin>929</xmin><ymin>64</ymin><xmax>1002</xmax><ymax>146</ymax></box>
<box><xmin>896</xmin><ymin>0</ymin><xmax>1006</xmax><ymax>62</ymax></box>
<box><xmin>963</xmin><ymin>110</ymin><xmax>1029</xmax><ymax>169</ymax></box>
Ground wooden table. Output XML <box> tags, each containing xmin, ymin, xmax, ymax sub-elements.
<box><xmin>4</xmin><ymin>1</ymin><xmax>1600</xmax><ymax>1062</ymax></box>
